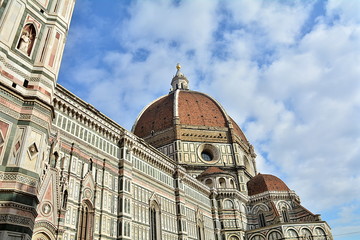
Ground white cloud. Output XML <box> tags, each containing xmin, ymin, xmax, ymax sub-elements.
<box><xmin>58</xmin><ymin>1</ymin><xmax>360</xmax><ymax>238</ymax></box>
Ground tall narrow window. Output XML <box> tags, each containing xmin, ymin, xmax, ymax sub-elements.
<box><xmin>258</xmin><ymin>213</ymin><xmax>266</xmax><ymax>227</ymax></box>
<box><xmin>62</xmin><ymin>190</ymin><xmax>68</xmax><ymax>209</ymax></box>
<box><xmin>78</xmin><ymin>202</ymin><xmax>94</xmax><ymax>240</ymax></box>
<box><xmin>150</xmin><ymin>201</ymin><xmax>161</xmax><ymax>240</ymax></box>
<box><xmin>196</xmin><ymin>221</ymin><xmax>205</xmax><ymax>240</ymax></box>
<box><xmin>50</xmin><ymin>152</ymin><xmax>59</xmax><ymax>168</ymax></box>
<box><xmin>89</xmin><ymin>158</ymin><xmax>93</xmax><ymax>171</ymax></box>
<box><xmin>150</xmin><ymin>208</ymin><xmax>157</xmax><ymax>240</ymax></box>
<box><xmin>197</xmin><ymin>226</ymin><xmax>202</xmax><ymax>240</ymax></box>
<box><xmin>282</xmin><ymin>208</ymin><xmax>289</xmax><ymax>222</ymax></box>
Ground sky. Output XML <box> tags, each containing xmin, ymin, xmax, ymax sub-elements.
<box><xmin>58</xmin><ymin>0</ymin><xmax>360</xmax><ymax>239</ymax></box>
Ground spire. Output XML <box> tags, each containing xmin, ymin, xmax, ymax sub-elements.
<box><xmin>170</xmin><ymin>63</ymin><xmax>189</xmax><ymax>92</ymax></box>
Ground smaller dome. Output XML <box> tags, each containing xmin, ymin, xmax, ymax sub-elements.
<box><xmin>247</xmin><ymin>173</ymin><xmax>290</xmax><ymax>196</ymax></box>
<box><xmin>198</xmin><ymin>167</ymin><xmax>225</xmax><ymax>178</ymax></box>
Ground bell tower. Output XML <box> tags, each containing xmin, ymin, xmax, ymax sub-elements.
<box><xmin>0</xmin><ymin>0</ymin><xmax>75</xmax><ymax>239</ymax></box>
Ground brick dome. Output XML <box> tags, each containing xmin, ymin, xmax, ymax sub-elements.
<box><xmin>198</xmin><ymin>167</ymin><xmax>226</xmax><ymax>177</ymax></box>
<box><xmin>132</xmin><ymin>90</ymin><xmax>247</xmax><ymax>143</ymax></box>
<box><xmin>247</xmin><ymin>173</ymin><xmax>290</xmax><ymax>196</ymax></box>
<box><xmin>132</xmin><ymin>65</ymin><xmax>249</xmax><ymax>148</ymax></box>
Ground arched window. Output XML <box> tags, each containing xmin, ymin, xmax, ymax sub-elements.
<box><xmin>78</xmin><ymin>201</ymin><xmax>94</xmax><ymax>240</ymax></box>
<box><xmin>150</xmin><ymin>201</ymin><xmax>161</xmax><ymax>240</ymax></box>
<box><xmin>282</xmin><ymin>207</ymin><xmax>290</xmax><ymax>222</ymax></box>
<box><xmin>205</xmin><ymin>179</ymin><xmax>213</xmax><ymax>188</ymax></box>
<box><xmin>287</xmin><ymin>229</ymin><xmax>299</xmax><ymax>240</ymax></box>
<box><xmin>258</xmin><ymin>212</ymin><xmax>266</xmax><ymax>228</ymax></box>
<box><xmin>62</xmin><ymin>190</ymin><xmax>68</xmax><ymax>209</ymax></box>
<box><xmin>196</xmin><ymin>210</ymin><xmax>205</xmax><ymax>240</ymax></box>
<box><xmin>197</xmin><ymin>222</ymin><xmax>205</xmax><ymax>240</ymax></box>
<box><xmin>301</xmin><ymin>228</ymin><xmax>313</xmax><ymax>240</ymax></box>
<box><xmin>229</xmin><ymin>236</ymin><xmax>240</xmax><ymax>240</ymax></box>
<box><xmin>223</xmin><ymin>199</ymin><xmax>234</xmax><ymax>209</ymax></box>
<box><xmin>219</xmin><ymin>178</ymin><xmax>226</xmax><ymax>188</ymax></box>
<box><xmin>250</xmin><ymin>235</ymin><xmax>265</xmax><ymax>240</ymax></box>
<box><xmin>268</xmin><ymin>231</ymin><xmax>282</xmax><ymax>240</ymax></box>
<box><xmin>314</xmin><ymin>228</ymin><xmax>326</xmax><ymax>240</ymax></box>
<box><xmin>17</xmin><ymin>24</ymin><xmax>36</xmax><ymax>56</ymax></box>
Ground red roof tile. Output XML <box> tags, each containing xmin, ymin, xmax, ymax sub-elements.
<box><xmin>247</xmin><ymin>173</ymin><xmax>290</xmax><ymax>196</ymax></box>
<box><xmin>133</xmin><ymin>90</ymin><xmax>248</xmax><ymax>143</ymax></box>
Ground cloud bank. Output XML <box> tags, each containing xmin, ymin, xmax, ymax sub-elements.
<box><xmin>59</xmin><ymin>0</ymin><xmax>360</xmax><ymax>238</ymax></box>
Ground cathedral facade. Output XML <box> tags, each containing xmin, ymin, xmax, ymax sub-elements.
<box><xmin>0</xmin><ymin>1</ymin><xmax>333</xmax><ymax>240</ymax></box>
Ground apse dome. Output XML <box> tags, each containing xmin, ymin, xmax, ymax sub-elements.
<box><xmin>132</xmin><ymin>64</ymin><xmax>249</xmax><ymax>149</ymax></box>
<box><xmin>247</xmin><ymin>173</ymin><xmax>290</xmax><ymax>196</ymax></box>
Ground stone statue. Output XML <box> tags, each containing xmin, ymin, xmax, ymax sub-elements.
<box><xmin>18</xmin><ymin>32</ymin><xmax>31</xmax><ymax>54</ymax></box>
<box><xmin>17</xmin><ymin>24</ymin><xmax>35</xmax><ymax>56</ymax></box>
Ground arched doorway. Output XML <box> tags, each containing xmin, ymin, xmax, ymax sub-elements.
<box><xmin>32</xmin><ymin>232</ymin><xmax>52</xmax><ymax>240</ymax></box>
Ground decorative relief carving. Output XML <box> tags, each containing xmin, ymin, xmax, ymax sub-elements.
<box><xmin>41</xmin><ymin>202</ymin><xmax>52</xmax><ymax>216</ymax></box>
<box><xmin>0</xmin><ymin>214</ymin><xmax>34</xmax><ymax>227</ymax></box>
<box><xmin>0</xmin><ymin>56</ymin><xmax>54</xmax><ymax>88</ymax></box>
<box><xmin>0</xmin><ymin>172</ymin><xmax>38</xmax><ymax>187</ymax></box>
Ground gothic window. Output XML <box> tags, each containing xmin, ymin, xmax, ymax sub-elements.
<box><xmin>150</xmin><ymin>201</ymin><xmax>161</xmax><ymax>240</ymax></box>
<box><xmin>17</xmin><ymin>24</ymin><xmax>36</xmax><ymax>56</ymax></box>
<box><xmin>62</xmin><ymin>190</ymin><xmax>68</xmax><ymax>209</ymax></box>
<box><xmin>78</xmin><ymin>201</ymin><xmax>94</xmax><ymax>240</ymax></box>
<box><xmin>196</xmin><ymin>211</ymin><xmax>205</xmax><ymax>240</ymax></box>
<box><xmin>197</xmin><ymin>224</ymin><xmax>204</xmax><ymax>240</ymax></box>
<box><xmin>258</xmin><ymin>212</ymin><xmax>266</xmax><ymax>228</ymax></box>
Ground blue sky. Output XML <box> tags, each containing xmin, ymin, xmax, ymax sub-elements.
<box><xmin>58</xmin><ymin>0</ymin><xmax>360</xmax><ymax>239</ymax></box>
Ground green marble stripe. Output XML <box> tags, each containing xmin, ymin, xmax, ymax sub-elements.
<box><xmin>0</xmin><ymin>166</ymin><xmax>39</xmax><ymax>178</ymax></box>
<box><xmin>17</xmin><ymin>120</ymin><xmax>49</xmax><ymax>132</ymax></box>
<box><xmin>0</xmin><ymin>192</ymin><xmax>38</xmax><ymax>207</ymax></box>
<box><xmin>0</xmin><ymin>223</ymin><xmax>33</xmax><ymax>236</ymax></box>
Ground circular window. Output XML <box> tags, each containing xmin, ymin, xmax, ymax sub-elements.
<box><xmin>201</xmin><ymin>150</ymin><xmax>213</xmax><ymax>161</ymax></box>
<box><xmin>197</xmin><ymin>144</ymin><xmax>220</xmax><ymax>164</ymax></box>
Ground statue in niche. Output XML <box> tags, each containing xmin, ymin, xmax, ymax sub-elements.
<box><xmin>17</xmin><ymin>24</ymin><xmax>36</xmax><ymax>56</ymax></box>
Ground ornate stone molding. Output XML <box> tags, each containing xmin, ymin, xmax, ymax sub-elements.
<box><xmin>0</xmin><ymin>171</ymin><xmax>38</xmax><ymax>187</ymax></box>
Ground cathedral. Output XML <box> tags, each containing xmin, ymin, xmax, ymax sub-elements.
<box><xmin>0</xmin><ymin>1</ymin><xmax>333</xmax><ymax>240</ymax></box>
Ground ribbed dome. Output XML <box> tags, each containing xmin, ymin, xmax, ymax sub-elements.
<box><xmin>247</xmin><ymin>173</ymin><xmax>290</xmax><ymax>196</ymax></box>
<box><xmin>132</xmin><ymin>90</ymin><xmax>248</xmax><ymax>143</ymax></box>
